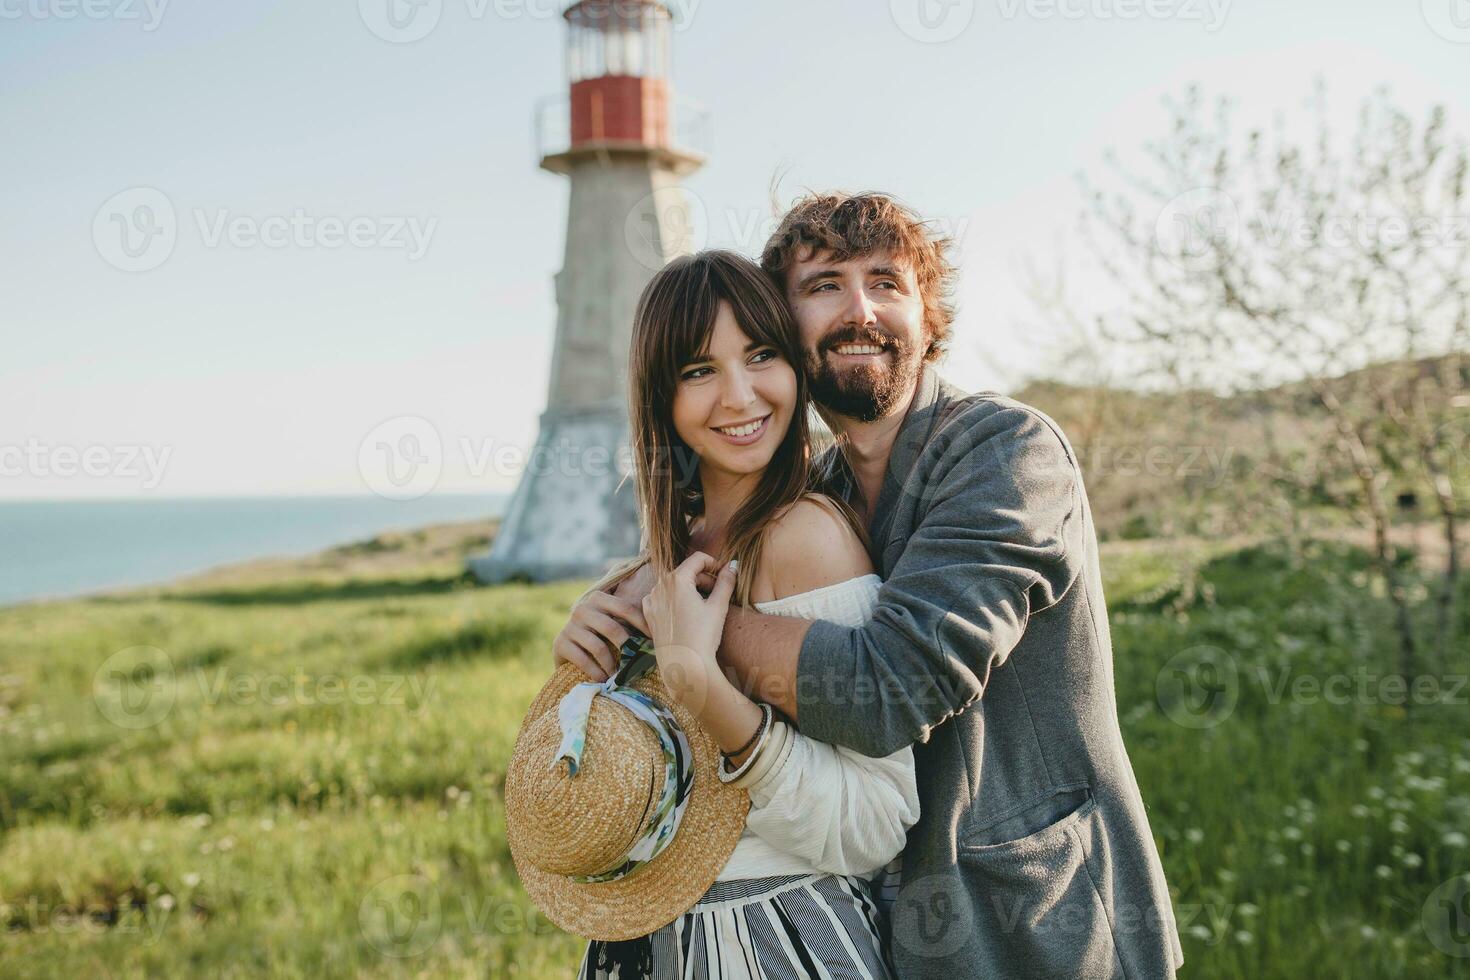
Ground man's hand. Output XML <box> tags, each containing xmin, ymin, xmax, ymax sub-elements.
<box><xmin>616</xmin><ymin>561</ymin><xmax>657</xmax><ymax>603</ymax></box>
<box><xmin>551</xmin><ymin>589</ymin><xmax>650</xmax><ymax>682</ymax></box>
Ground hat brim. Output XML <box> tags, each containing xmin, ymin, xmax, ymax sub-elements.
<box><xmin>507</xmin><ymin>662</ymin><xmax>750</xmax><ymax>941</ymax></box>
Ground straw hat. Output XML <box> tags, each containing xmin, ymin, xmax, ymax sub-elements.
<box><xmin>505</xmin><ymin>659</ymin><xmax>749</xmax><ymax>941</ymax></box>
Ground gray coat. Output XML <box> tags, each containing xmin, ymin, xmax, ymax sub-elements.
<box><xmin>798</xmin><ymin>368</ymin><xmax>1184</xmax><ymax>979</ymax></box>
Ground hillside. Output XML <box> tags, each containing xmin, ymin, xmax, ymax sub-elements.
<box><xmin>1</xmin><ymin>521</ymin><xmax>1467</xmax><ymax>977</ymax></box>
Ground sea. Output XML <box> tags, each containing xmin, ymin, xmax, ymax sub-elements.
<box><xmin>0</xmin><ymin>494</ymin><xmax>507</xmax><ymax>607</ymax></box>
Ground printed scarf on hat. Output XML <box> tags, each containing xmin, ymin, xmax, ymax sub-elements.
<box><xmin>552</xmin><ymin>635</ymin><xmax>695</xmax><ymax>884</ymax></box>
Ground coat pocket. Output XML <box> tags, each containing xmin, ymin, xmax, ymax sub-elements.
<box><xmin>956</xmin><ymin>787</ymin><xmax>1122</xmax><ymax>979</ymax></box>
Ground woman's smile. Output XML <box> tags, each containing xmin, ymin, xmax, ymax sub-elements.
<box><xmin>710</xmin><ymin>414</ymin><xmax>771</xmax><ymax>446</ymax></box>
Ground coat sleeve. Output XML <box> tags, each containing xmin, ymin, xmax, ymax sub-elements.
<box><xmin>795</xmin><ymin>406</ymin><xmax>1086</xmax><ymax>758</ymax></box>
<box><xmin>743</xmin><ymin>724</ymin><xmax>920</xmax><ymax>877</ymax></box>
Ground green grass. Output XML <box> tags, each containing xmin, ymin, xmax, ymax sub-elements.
<box><xmin>1</xmin><ymin>538</ymin><xmax>1467</xmax><ymax>977</ymax></box>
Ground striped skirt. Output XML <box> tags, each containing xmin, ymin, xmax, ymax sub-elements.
<box><xmin>578</xmin><ymin>872</ymin><xmax>894</xmax><ymax>979</ymax></box>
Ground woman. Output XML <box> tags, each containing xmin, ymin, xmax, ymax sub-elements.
<box><xmin>553</xmin><ymin>250</ymin><xmax>917</xmax><ymax>979</ymax></box>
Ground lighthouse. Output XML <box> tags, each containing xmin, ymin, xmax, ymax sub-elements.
<box><xmin>472</xmin><ymin>0</ymin><xmax>706</xmax><ymax>583</ymax></box>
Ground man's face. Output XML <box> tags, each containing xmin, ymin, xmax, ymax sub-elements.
<box><xmin>785</xmin><ymin>249</ymin><xmax>927</xmax><ymax>423</ymax></box>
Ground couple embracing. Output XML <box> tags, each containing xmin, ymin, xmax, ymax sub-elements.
<box><xmin>505</xmin><ymin>192</ymin><xmax>1184</xmax><ymax>979</ymax></box>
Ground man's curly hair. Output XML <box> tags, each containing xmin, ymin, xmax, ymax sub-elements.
<box><xmin>760</xmin><ymin>191</ymin><xmax>957</xmax><ymax>363</ymax></box>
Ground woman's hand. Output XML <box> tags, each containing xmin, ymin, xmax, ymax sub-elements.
<box><xmin>551</xmin><ymin>589</ymin><xmax>650</xmax><ymax>682</ymax></box>
<box><xmin>643</xmin><ymin>552</ymin><xmax>754</xmax><ymax>734</ymax></box>
<box><xmin>642</xmin><ymin>552</ymin><xmax>737</xmax><ymax>672</ymax></box>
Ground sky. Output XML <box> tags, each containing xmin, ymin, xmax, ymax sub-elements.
<box><xmin>2</xmin><ymin>0</ymin><xmax>1468</xmax><ymax>500</ymax></box>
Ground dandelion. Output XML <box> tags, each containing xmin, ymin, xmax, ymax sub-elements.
<box><xmin>1186</xmin><ymin>828</ymin><xmax>1205</xmax><ymax>844</ymax></box>
<box><xmin>182</xmin><ymin>872</ymin><xmax>201</xmax><ymax>888</ymax></box>
<box><xmin>156</xmin><ymin>894</ymin><xmax>176</xmax><ymax>911</ymax></box>
<box><xmin>259</xmin><ymin>818</ymin><xmax>274</xmax><ymax>831</ymax></box>
<box><xmin>1234</xmin><ymin>930</ymin><xmax>1254</xmax><ymax>945</ymax></box>
<box><xmin>1443</xmin><ymin>830</ymin><xmax>1468</xmax><ymax>848</ymax></box>
<box><xmin>1237</xmin><ymin>903</ymin><xmax>1259</xmax><ymax>918</ymax></box>
<box><xmin>1187</xmin><ymin>924</ymin><xmax>1212</xmax><ymax>942</ymax></box>
<box><xmin>1360</xmin><ymin>925</ymin><xmax>1377</xmax><ymax>940</ymax></box>
<box><xmin>1374</xmin><ymin>865</ymin><xmax>1393</xmax><ymax>880</ymax></box>
<box><xmin>1402</xmin><ymin>853</ymin><xmax>1423</xmax><ymax>869</ymax></box>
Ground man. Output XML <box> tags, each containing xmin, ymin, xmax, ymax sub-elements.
<box><xmin>557</xmin><ymin>192</ymin><xmax>1183</xmax><ymax>978</ymax></box>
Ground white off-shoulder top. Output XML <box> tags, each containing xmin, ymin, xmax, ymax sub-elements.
<box><xmin>713</xmin><ymin>573</ymin><xmax>920</xmax><ymax>881</ymax></box>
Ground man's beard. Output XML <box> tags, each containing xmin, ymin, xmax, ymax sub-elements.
<box><xmin>805</xmin><ymin>326</ymin><xmax>922</xmax><ymax>423</ymax></box>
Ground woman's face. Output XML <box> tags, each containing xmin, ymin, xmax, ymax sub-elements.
<box><xmin>671</xmin><ymin>301</ymin><xmax>797</xmax><ymax>486</ymax></box>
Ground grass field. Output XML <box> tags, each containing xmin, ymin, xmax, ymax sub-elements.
<box><xmin>1</xmin><ymin>524</ymin><xmax>1467</xmax><ymax>977</ymax></box>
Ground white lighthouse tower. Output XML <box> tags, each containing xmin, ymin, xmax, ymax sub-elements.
<box><xmin>472</xmin><ymin>0</ymin><xmax>706</xmax><ymax>583</ymax></box>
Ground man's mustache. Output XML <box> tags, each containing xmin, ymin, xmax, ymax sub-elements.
<box><xmin>817</xmin><ymin>327</ymin><xmax>902</xmax><ymax>353</ymax></box>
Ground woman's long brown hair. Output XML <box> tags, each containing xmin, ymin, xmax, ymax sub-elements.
<box><xmin>627</xmin><ymin>250</ymin><xmax>865</xmax><ymax>606</ymax></box>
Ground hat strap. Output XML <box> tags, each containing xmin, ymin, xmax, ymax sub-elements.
<box><xmin>552</xmin><ymin>647</ymin><xmax>694</xmax><ymax>884</ymax></box>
